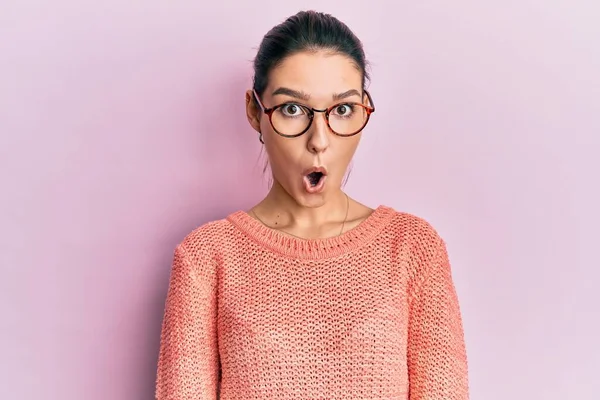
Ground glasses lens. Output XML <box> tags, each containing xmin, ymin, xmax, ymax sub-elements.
<box><xmin>271</xmin><ymin>104</ymin><xmax>311</xmax><ymax>136</ymax></box>
<box><xmin>329</xmin><ymin>104</ymin><xmax>368</xmax><ymax>135</ymax></box>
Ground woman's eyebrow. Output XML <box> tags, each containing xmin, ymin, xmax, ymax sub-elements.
<box><xmin>271</xmin><ymin>87</ymin><xmax>361</xmax><ymax>102</ymax></box>
<box><xmin>332</xmin><ymin>89</ymin><xmax>361</xmax><ymax>101</ymax></box>
<box><xmin>272</xmin><ymin>87</ymin><xmax>311</xmax><ymax>100</ymax></box>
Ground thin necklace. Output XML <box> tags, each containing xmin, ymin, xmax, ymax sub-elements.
<box><xmin>250</xmin><ymin>193</ymin><xmax>350</xmax><ymax>239</ymax></box>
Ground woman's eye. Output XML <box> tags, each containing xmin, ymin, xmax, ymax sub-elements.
<box><xmin>334</xmin><ymin>104</ymin><xmax>353</xmax><ymax>116</ymax></box>
<box><xmin>281</xmin><ymin>104</ymin><xmax>304</xmax><ymax>116</ymax></box>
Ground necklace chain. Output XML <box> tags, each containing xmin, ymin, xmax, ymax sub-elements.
<box><xmin>251</xmin><ymin>193</ymin><xmax>350</xmax><ymax>239</ymax></box>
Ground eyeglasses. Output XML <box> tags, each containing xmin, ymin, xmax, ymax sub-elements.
<box><xmin>253</xmin><ymin>89</ymin><xmax>375</xmax><ymax>138</ymax></box>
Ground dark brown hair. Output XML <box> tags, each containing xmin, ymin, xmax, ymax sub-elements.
<box><xmin>252</xmin><ymin>10</ymin><xmax>370</xmax><ymax>97</ymax></box>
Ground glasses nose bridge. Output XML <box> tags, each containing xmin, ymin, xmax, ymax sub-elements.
<box><xmin>307</xmin><ymin>106</ymin><xmax>331</xmax><ymax>131</ymax></box>
<box><xmin>311</xmin><ymin>106</ymin><xmax>328</xmax><ymax>115</ymax></box>
<box><xmin>307</xmin><ymin>106</ymin><xmax>330</xmax><ymax>124</ymax></box>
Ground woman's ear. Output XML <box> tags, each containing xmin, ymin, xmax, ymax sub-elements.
<box><xmin>245</xmin><ymin>90</ymin><xmax>261</xmax><ymax>133</ymax></box>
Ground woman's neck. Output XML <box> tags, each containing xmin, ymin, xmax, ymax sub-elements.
<box><xmin>250</xmin><ymin>180</ymin><xmax>350</xmax><ymax>239</ymax></box>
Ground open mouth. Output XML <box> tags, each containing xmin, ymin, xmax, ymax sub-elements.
<box><xmin>302</xmin><ymin>167</ymin><xmax>327</xmax><ymax>193</ymax></box>
<box><xmin>306</xmin><ymin>171</ymin><xmax>324</xmax><ymax>187</ymax></box>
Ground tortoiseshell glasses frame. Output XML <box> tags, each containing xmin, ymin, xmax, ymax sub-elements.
<box><xmin>252</xmin><ymin>89</ymin><xmax>376</xmax><ymax>138</ymax></box>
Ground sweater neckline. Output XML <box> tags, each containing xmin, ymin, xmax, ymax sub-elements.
<box><xmin>226</xmin><ymin>205</ymin><xmax>396</xmax><ymax>260</ymax></box>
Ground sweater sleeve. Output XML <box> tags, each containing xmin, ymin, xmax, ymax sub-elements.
<box><xmin>155</xmin><ymin>243</ymin><xmax>220</xmax><ymax>400</ymax></box>
<box><xmin>407</xmin><ymin>236</ymin><xmax>469</xmax><ymax>399</ymax></box>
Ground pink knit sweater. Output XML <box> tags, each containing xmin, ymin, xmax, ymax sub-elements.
<box><xmin>155</xmin><ymin>205</ymin><xmax>469</xmax><ymax>399</ymax></box>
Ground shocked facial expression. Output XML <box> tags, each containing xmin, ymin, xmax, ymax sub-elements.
<box><xmin>247</xmin><ymin>51</ymin><xmax>373</xmax><ymax>208</ymax></box>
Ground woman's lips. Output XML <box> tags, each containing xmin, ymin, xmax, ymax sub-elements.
<box><xmin>302</xmin><ymin>166</ymin><xmax>328</xmax><ymax>194</ymax></box>
<box><xmin>303</xmin><ymin>174</ymin><xmax>327</xmax><ymax>193</ymax></box>
<box><xmin>302</xmin><ymin>166</ymin><xmax>328</xmax><ymax>176</ymax></box>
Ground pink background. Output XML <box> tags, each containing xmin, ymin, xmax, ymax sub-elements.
<box><xmin>1</xmin><ymin>1</ymin><xmax>599</xmax><ymax>399</ymax></box>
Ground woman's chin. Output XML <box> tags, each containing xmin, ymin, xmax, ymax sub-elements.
<box><xmin>293</xmin><ymin>186</ymin><xmax>338</xmax><ymax>208</ymax></box>
<box><xmin>297</xmin><ymin>194</ymin><xmax>327</xmax><ymax>208</ymax></box>
<box><xmin>271</xmin><ymin>178</ymin><xmax>338</xmax><ymax>208</ymax></box>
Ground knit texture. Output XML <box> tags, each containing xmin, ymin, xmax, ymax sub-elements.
<box><xmin>155</xmin><ymin>205</ymin><xmax>469</xmax><ymax>399</ymax></box>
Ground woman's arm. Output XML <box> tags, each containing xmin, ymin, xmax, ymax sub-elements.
<box><xmin>155</xmin><ymin>242</ymin><xmax>220</xmax><ymax>399</ymax></box>
<box><xmin>407</xmin><ymin>236</ymin><xmax>469</xmax><ymax>399</ymax></box>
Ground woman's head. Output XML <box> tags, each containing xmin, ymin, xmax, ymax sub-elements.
<box><xmin>245</xmin><ymin>10</ymin><xmax>374</xmax><ymax>208</ymax></box>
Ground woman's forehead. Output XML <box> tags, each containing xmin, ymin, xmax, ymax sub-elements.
<box><xmin>266</xmin><ymin>51</ymin><xmax>362</xmax><ymax>98</ymax></box>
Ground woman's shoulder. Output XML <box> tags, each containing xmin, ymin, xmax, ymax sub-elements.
<box><xmin>382</xmin><ymin>206</ymin><xmax>451</xmax><ymax>282</ymax></box>
<box><xmin>177</xmin><ymin>218</ymin><xmax>230</xmax><ymax>253</ymax></box>
<box><xmin>169</xmin><ymin>218</ymin><xmax>239</xmax><ymax>265</ymax></box>
<box><xmin>382</xmin><ymin>205</ymin><xmax>445</xmax><ymax>244</ymax></box>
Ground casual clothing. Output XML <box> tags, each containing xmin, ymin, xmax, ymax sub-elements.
<box><xmin>155</xmin><ymin>205</ymin><xmax>469</xmax><ymax>399</ymax></box>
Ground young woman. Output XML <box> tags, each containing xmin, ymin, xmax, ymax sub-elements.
<box><xmin>156</xmin><ymin>10</ymin><xmax>469</xmax><ymax>400</ymax></box>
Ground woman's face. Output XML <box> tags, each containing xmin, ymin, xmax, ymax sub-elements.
<box><xmin>246</xmin><ymin>51</ymin><xmax>369</xmax><ymax>208</ymax></box>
